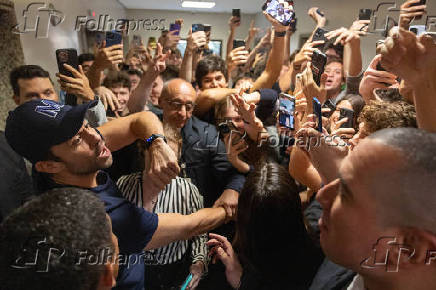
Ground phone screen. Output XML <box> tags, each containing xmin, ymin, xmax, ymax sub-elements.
<box><xmin>278</xmin><ymin>95</ymin><xmax>295</xmax><ymax>130</ymax></box>
<box><xmin>264</xmin><ymin>0</ymin><xmax>295</xmax><ymax>26</ymax></box>
<box><xmin>313</xmin><ymin>97</ymin><xmax>323</xmax><ymax>133</ymax></box>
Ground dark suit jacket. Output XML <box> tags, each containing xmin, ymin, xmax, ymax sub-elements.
<box><xmin>181</xmin><ymin>117</ymin><xmax>245</xmax><ymax>207</ymax></box>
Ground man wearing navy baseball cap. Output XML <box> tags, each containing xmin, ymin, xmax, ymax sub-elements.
<box><xmin>5</xmin><ymin>99</ymin><xmax>230</xmax><ymax>290</ymax></box>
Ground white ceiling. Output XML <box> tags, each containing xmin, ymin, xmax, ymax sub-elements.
<box><xmin>118</xmin><ymin>0</ymin><xmax>265</xmax><ymax>14</ymax></box>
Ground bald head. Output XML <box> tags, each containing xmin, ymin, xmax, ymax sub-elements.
<box><xmin>159</xmin><ymin>78</ymin><xmax>197</xmax><ymax>129</ymax></box>
<box><xmin>348</xmin><ymin>128</ymin><xmax>436</xmax><ymax>232</ymax></box>
<box><xmin>160</xmin><ymin>78</ymin><xmax>196</xmax><ymax>103</ymax></box>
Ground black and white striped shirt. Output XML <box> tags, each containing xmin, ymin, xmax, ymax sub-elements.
<box><xmin>117</xmin><ymin>173</ymin><xmax>208</xmax><ymax>265</ymax></box>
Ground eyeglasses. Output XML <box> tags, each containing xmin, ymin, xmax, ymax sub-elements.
<box><xmin>166</xmin><ymin>100</ymin><xmax>196</xmax><ymax>112</ymax></box>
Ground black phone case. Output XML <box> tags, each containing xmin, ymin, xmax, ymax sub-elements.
<box><xmin>410</xmin><ymin>0</ymin><xmax>426</xmax><ymax>20</ymax></box>
<box><xmin>56</xmin><ymin>49</ymin><xmax>79</xmax><ymax>106</ymax></box>
<box><xmin>232</xmin><ymin>9</ymin><xmax>241</xmax><ymax>18</ymax></box>
<box><xmin>233</xmin><ymin>40</ymin><xmax>245</xmax><ymax>49</ymax></box>
<box><xmin>340</xmin><ymin>108</ymin><xmax>354</xmax><ymax>129</ymax></box>
<box><xmin>311</xmin><ymin>50</ymin><xmax>327</xmax><ymax>87</ymax></box>
<box><xmin>312</xmin><ymin>28</ymin><xmax>329</xmax><ymax>42</ymax></box>
<box><xmin>359</xmin><ymin>9</ymin><xmax>372</xmax><ymax>20</ymax></box>
<box><xmin>410</xmin><ymin>0</ymin><xmax>426</xmax><ymax>6</ymax></box>
<box><xmin>56</xmin><ymin>49</ymin><xmax>78</xmax><ymax>78</ymax></box>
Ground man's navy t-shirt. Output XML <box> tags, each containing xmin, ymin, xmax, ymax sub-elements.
<box><xmin>44</xmin><ymin>171</ymin><xmax>158</xmax><ymax>289</ymax></box>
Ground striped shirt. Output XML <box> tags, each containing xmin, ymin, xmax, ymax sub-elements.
<box><xmin>117</xmin><ymin>173</ymin><xmax>208</xmax><ymax>266</ymax></box>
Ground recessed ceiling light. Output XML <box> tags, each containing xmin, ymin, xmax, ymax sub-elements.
<box><xmin>181</xmin><ymin>1</ymin><xmax>216</xmax><ymax>9</ymax></box>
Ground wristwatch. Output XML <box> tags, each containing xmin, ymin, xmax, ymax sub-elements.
<box><xmin>145</xmin><ymin>134</ymin><xmax>167</xmax><ymax>149</ymax></box>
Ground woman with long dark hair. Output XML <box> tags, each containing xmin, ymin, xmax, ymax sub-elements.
<box><xmin>208</xmin><ymin>162</ymin><xmax>323</xmax><ymax>289</ymax></box>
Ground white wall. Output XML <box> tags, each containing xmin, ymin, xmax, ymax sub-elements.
<box><xmin>125</xmin><ymin>9</ymin><xmax>257</xmax><ymax>57</ymax></box>
<box><xmin>15</xmin><ymin>0</ymin><xmax>126</xmax><ymax>79</ymax></box>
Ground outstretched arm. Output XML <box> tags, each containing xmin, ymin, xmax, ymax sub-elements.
<box><xmin>145</xmin><ymin>207</ymin><xmax>227</xmax><ymax>250</ymax></box>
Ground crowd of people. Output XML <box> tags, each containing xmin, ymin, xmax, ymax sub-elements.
<box><xmin>1</xmin><ymin>0</ymin><xmax>436</xmax><ymax>289</ymax></box>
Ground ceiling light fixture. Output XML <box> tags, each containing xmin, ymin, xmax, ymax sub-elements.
<box><xmin>181</xmin><ymin>1</ymin><xmax>216</xmax><ymax>9</ymax></box>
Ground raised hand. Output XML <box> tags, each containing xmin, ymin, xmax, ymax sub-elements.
<box><xmin>142</xmin><ymin>43</ymin><xmax>171</xmax><ymax>78</ymax></box>
<box><xmin>229</xmin><ymin>16</ymin><xmax>241</xmax><ymax>32</ymax></box>
<box><xmin>380</xmin><ymin>28</ymin><xmax>436</xmax><ymax>86</ymax></box>
<box><xmin>325</xmin><ymin>27</ymin><xmax>361</xmax><ymax>46</ymax></box>
<box><xmin>300</xmin><ymin>61</ymin><xmax>328</xmax><ymax>104</ymax></box>
<box><xmin>399</xmin><ymin>0</ymin><xmax>427</xmax><ymax>30</ymax></box>
<box><xmin>57</xmin><ymin>64</ymin><xmax>94</xmax><ymax>102</ymax></box>
<box><xmin>187</xmin><ymin>29</ymin><xmax>207</xmax><ymax>52</ymax></box>
<box><xmin>95</xmin><ymin>86</ymin><xmax>121</xmax><ymax>114</ymax></box>
<box><xmin>308</xmin><ymin>7</ymin><xmax>326</xmax><ymax>27</ymax></box>
<box><xmin>359</xmin><ymin>55</ymin><xmax>399</xmax><ymax>103</ymax></box>
<box><xmin>93</xmin><ymin>41</ymin><xmax>124</xmax><ymax>70</ymax></box>
<box><xmin>227</xmin><ymin>47</ymin><xmax>249</xmax><ymax>73</ymax></box>
<box><xmin>163</xmin><ymin>30</ymin><xmax>181</xmax><ymax>50</ymax></box>
<box><xmin>293</xmin><ymin>41</ymin><xmax>325</xmax><ymax>71</ymax></box>
<box><xmin>207</xmin><ymin>233</ymin><xmax>243</xmax><ymax>289</ymax></box>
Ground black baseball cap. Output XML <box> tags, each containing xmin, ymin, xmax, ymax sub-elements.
<box><xmin>5</xmin><ymin>99</ymin><xmax>98</xmax><ymax>164</ymax></box>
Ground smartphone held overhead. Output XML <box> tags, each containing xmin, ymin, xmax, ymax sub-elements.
<box><xmin>105</xmin><ymin>31</ymin><xmax>122</xmax><ymax>47</ymax></box>
<box><xmin>311</xmin><ymin>50</ymin><xmax>327</xmax><ymax>87</ymax></box>
<box><xmin>263</xmin><ymin>0</ymin><xmax>295</xmax><ymax>26</ymax></box>
<box><xmin>278</xmin><ymin>94</ymin><xmax>295</xmax><ymax>130</ymax></box>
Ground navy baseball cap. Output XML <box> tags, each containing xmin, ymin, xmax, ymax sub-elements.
<box><xmin>5</xmin><ymin>99</ymin><xmax>98</xmax><ymax>164</ymax></box>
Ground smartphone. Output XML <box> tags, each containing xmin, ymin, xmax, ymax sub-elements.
<box><xmin>359</xmin><ymin>9</ymin><xmax>372</xmax><ymax>21</ymax></box>
<box><xmin>56</xmin><ymin>49</ymin><xmax>79</xmax><ymax>106</ymax></box>
<box><xmin>313</xmin><ymin>97</ymin><xmax>323</xmax><ymax>133</ymax></box>
<box><xmin>132</xmin><ymin>35</ymin><xmax>142</xmax><ymax>47</ymax></box>
<box><xmin>181</xmin><ymin>273</ymin><xmax>193</xmax><ymax>290</ymax></box>
<box><xmin>170</xmin><ymin>23</ymin><xmax>181</xmax><ymax>36</ymax></box>
<box><xmin>409</xmin><ymin>25</ymin><xmax>426</xmax><ymax>36</ymax></box>
<box><xmin>232</xmin><ymin>9</ymin><xmax>241</xmax><ymax>19</ymax></box>
<box><xmin>278</xmin><ymin>94</ymin><xmax>295</xmax><ymax>130</ymax></box>
<box><xmin>106</xmin><ymin>31</ymin><xmax>122</xmax><ymax>47</ymax></box>
<box><xmin>339</xmin><ymin>108</ymin><xmax>355</xmax><ymax>129</ymax></box>
<box><xmin>264</xmin><ymin>0</ymin><xmax>295</xmax><ymax>26</ymax></box>
<box><xmin>233</xmin><ymin>39</ymin><xmax>246</xmax><ymax>49</ymax></box>
<box><xmin>312</xmin><ymin>27</ymin><xmax>329</xmax><ymax>43</ymax></box>
<box><xmin>192</xmin><ymin>24</ymin><xmax>204</xmax><ymax>33</ymax></box>
<box><xmin>148</xmin><ymin>37</ymin><xmax>157</xmax><ymax>50</ymax></box>
<box><xmin>311</xmin><ymin>50</ymin><xmax>327</xmax><ymax>87</ymax></box>
<box><xmin>410</xmin><ymin>0</ymin><xmax>426</xmax><ymax>20</ymax></box>
<box><xmin>218</xmin><ymin>121</ymin><xmax>246</xmax><ymax>145</ymax></box>
<box><xmin>322</xmin><ymin>100</ymin><xmax>336</xmax><ymax>118</ymax></box>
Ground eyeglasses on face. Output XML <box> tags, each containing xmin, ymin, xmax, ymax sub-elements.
<box><xmin>166</xmin><ymin>100</ymin><xmax>196</xmax><ymax>112</ymax></box>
